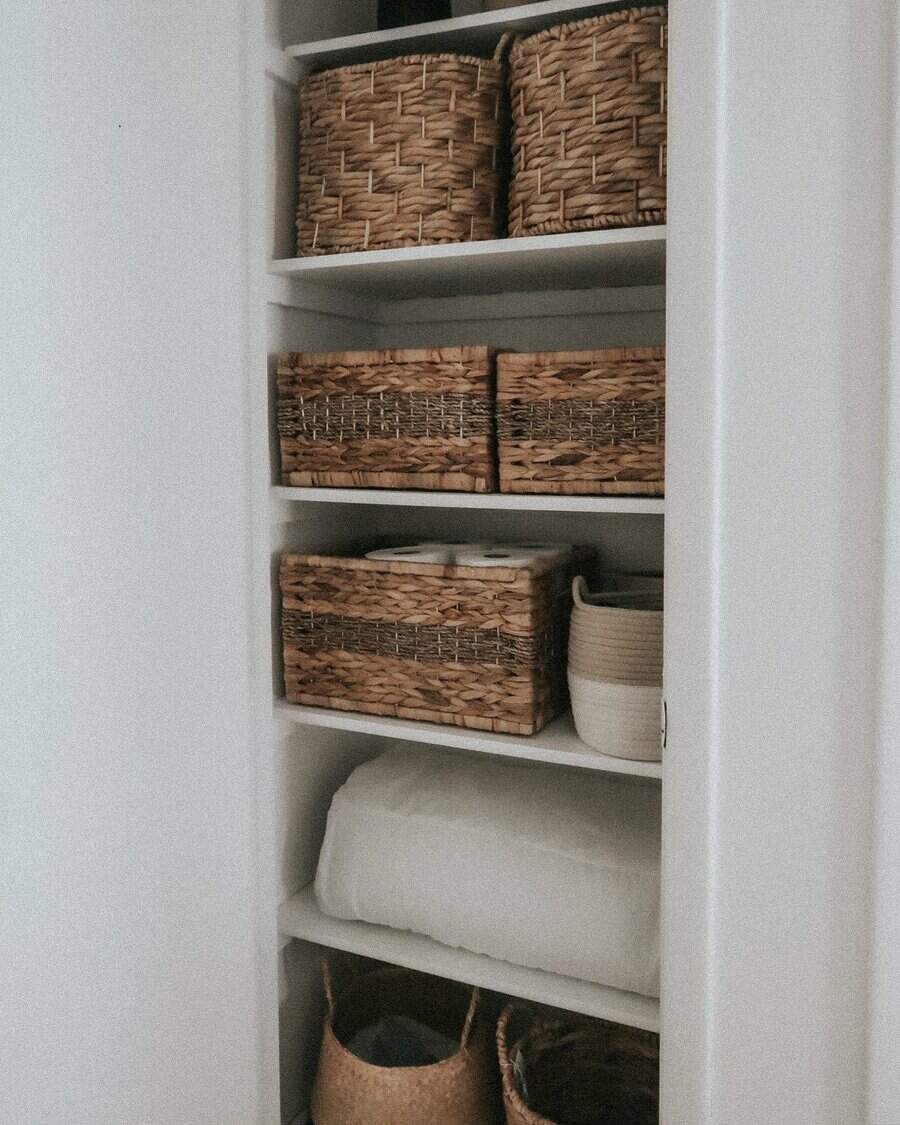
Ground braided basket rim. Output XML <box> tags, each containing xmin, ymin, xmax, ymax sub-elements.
<box><xmin>279</xmin><ymin>346</ymin><xmax>496</xmax><ymax>368</ymax></box>
<box><xmin>498</xmin><ymin>346</ymin><xmax>664</xmax><ymax>367</ymax></box>
<box><xmin>280</xmin><ymin>551</ymin><xmax>558</xmax><ymax>582</ymax></box>
<box><xmin>306</xmin><ymin>50</ymin><xmax>509</xmax><ymax>82</ymax></box>
<box><xmin>509</xmin><ymin>4</ymin><xmax>669</xmax><ymax>61</ymax></box>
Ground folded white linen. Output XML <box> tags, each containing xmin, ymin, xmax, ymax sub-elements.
<box><xmin>314</xmin><ymin>746</ymin><xmax>661</xmax><ymax>997</ymax></box>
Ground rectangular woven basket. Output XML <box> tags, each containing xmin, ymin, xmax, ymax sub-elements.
<box><xmin>497</xmin><ymin>347</ymin><xmax>665</xmax><ymax>495</ymax></box>
<box><xmin>508</xmin><ymin>7</ymin><xmax>667</xmax><ymax>237</ymax></box>
<box><xmin>280</xmin><ymin>552</ymin><xmax>577</xmax><ymax>735</ymax></box>
<box><xmin>296</xmin><ymin>40</ymin><xmax>511</xmax><ymax>256</ymax></box>
<box><xmin>276</xmin><ymin>347</ymin><xmax>498</xmax><ymax>492</ymax></box>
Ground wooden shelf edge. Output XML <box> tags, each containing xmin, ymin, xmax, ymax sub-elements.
<box><xmin>271</xmin><ymin>485</ymin><xmax>665</xmax><ymax>515</ymax></box>
<box><xmin>274</xmin><ymin>702</ymin><xmax>663</xmax><ymax>779</ymax></box>
<box><xmin>279</xmin><ymin>886</ymin><xmax>661</xmax><ymax>1032</ymax></box>
<box><xmin>285</xmin><ymin>1</ymin><xmax>638</xmax><ymax>67</ymax></box>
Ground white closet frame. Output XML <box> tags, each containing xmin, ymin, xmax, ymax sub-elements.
<box><xmin>244</xmin><ymin>2</ymin><xmax>900</xmax><ymax>1123</ymax></box>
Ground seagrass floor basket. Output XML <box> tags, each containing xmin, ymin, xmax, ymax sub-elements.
<box><xmin>296</xmin><ymin>38</ymin><xmax>511</xmax><ymax>256</ymax></box>
<box><xmin>508</xmin><ymin>7</ymin><xmax>667</xmax><ymax>237</ymax></box>
<box><xmin>497</xmin><ymin>347</ymin><xmax>665</xmax><ymax>495</ymax></box>
<box><xmin>276</xmin><ymin>347</ymin><xmax>497</xmax><ymax>491</ymax></box>
<box><xmin>497</xmin><ymin>1006</ymin><xmax>659</xmax><ymax>1125</ymax></box>
<box><xmin>311</xmin><ymin>961</ymin><xmax>497</xmax><ymax>1125</ymax></box>
<box><xmin>279</xmin><ymin>550</ymin><xmax>578</xmax><ymax>734</ymax></box>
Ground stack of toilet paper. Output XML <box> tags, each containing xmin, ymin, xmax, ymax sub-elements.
<box><xmin>366</xmin><ymin>542</ymin><xmax>572</xmax><ymax>567</ymax></box>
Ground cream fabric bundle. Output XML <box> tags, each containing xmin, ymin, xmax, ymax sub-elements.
<box><xmin>315</xmin><ymin>746</ymin><xmax>661</xmax><ymax>998</ymax></box>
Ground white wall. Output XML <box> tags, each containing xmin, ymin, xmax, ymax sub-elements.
<box><xmin>0</xmin><ymin>4</ymin><xmax>261</xmax><ymax>1124</ymax></box>
<box><xmin>868</xmin><ymin>9</ymin><xmax>900</xmax><ymax>1117</ymax></box>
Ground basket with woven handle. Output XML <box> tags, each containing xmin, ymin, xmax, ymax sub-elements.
<box><xmin>310</xmin><ymin>960</ymin><xmax>499</xmax><ymax>1125</ymax></box>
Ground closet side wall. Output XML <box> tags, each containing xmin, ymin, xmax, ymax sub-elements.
<box><xmin>666</xmin><ymin>1</ymin><xmax>896</xmax><ymax>1122</ymax></box>
<box><xmin>0</xmin><ymin>3</ymin><xmax>260</xmax><ymax>1124</ymax></box>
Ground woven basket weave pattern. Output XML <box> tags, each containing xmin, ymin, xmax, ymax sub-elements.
<box><xmin>277</xmin><ymin>347</ymin><xmax>497</xmax><ymax>492</ymax></box>
<box><xmin>497</xmin><ymin>347</ymin><xmax>665</xmax><ymax>495</ymax></box>
<box><xmin>508</xmin><ymin>7</ymin><xmax>667</xmax><ymax>237</ymax></box>
<box><xmin>280</xmin><ymin>553</ymin><xmax>573</xmax><ymax>735</ymax></box>
<box><xmin>297</xmin><ymin>51</ymin><xmax>509</xmax><ymax>255</ymax></box>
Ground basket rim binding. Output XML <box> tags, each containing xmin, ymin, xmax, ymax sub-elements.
<box><xmin>508</xmin><ymin>3</ymin><xmax>669</xmax><ymax>61</ymax></box>
<box><xmin>280</xmin><ymin>551</ymin><xmax>561</xmax><ymax>581</ymax></box>
<box><xmin>279</xmin><ymin>345</ymin><xmax>497</xmax><ymax>367</ymax></box>
<box><xmin>322</xmin><ymin>961</ymin><xmax>482</xmax><ymax>1074</ymax></box>
<box><xmin>305</xmin><ymin>32</ymin><xmax>515</xmax><ymax>80</ymax></box>
<box><xmin>497</xmin><ymin>346</ymin><xmax>665</xmax><ymax>367</ymax></box>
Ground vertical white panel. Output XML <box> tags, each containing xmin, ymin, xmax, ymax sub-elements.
<box><xmin>667</xmin><ymin>1</ymin><xmax>896</xmax><ymax>1122</ymax></box>
<box><xmin>661</xmin><ymin>0</ymin><xmax>721</xmax><ymax>1118</ymax></box>
<box><xmin>868</xmin><ymin>11</ymin><xmax>900</xmax><ymax>1120</ymax></box>
<box><xmin>0</xmin><ymin>3</ymin><xmax>260</xmax><ymax>1124</ymax></box>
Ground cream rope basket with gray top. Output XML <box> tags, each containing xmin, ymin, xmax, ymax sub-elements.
<box><xmin>568</xmin><ymin>575</ymin><xmax>663</xmax><ymax>760</ymax></box>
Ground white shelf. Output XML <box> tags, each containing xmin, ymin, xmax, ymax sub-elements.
<box><xmin>286</xmin><ymin>2</ymin><xmax>629</xmax><ymax>70</ymax></box>
<box><xmin>275</xmin><ymin>702</ymin><xmax>663</xmax><ymax>779</ymax></box>
<box><xmin>269</xmin><ymin>228</ymin><xmax>666</xmax><ymax>300</ymax></box>
<box><xmin>279</xmin><ymin>885</ymin><xmax>661</xmax><ymax>1032</ymax></box>
<box><xmin>272</xmin><ymin>485</ymin><xmax>664</xmax><ymax>514</ymax></box>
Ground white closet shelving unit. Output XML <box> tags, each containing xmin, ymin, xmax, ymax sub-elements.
<box><xmin>251</xmin><ymin>3</ymin><xmax>668</xmax><ymax>1122</ymax></box>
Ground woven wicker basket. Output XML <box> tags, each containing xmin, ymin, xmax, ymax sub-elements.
<box><xmin>311</xmin><ymin>961</ymin><xmax>498</xmax><ymax>1125</ymax></box>
<box><xmin>508</xmin><ymin>7</ymin><xmax>667</xmax><ymax>237</ymax></box>
<box><xmin>280</xmin><ymin>550</ymin><xmax>578</xmax><ymax>734</ymax></box>
<box><xmin>497</xmin><ymin>347</ymin><xmax>665</xmax><ymax>495</ymax></box>
<box><xmin>497</xmin><ymin>1006</ymin><xmax>659</xmax><ymax>1125</ymax></box>
<box><xmin>296</xmin><ymin>38</ymin><xmax>511</xmax><ymax>256</ymax></box>
<box><xmin>277</xmin><ymin>347</ymin><xmax>497</xmax><ymax>491</ymax></box>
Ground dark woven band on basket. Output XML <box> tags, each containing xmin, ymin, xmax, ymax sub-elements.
<box><xmin>283</xmin><ymin>609</ymin><xmax>552</xmax><ymax>668</ymax></box>
<box><xmin>278</xmin><ymin>393</ymin><xmax>492</xmax><ymax>442</ymax></box>
<box><xmin>497</xmin><ymin>399</ymin><xmax>665</xmax><ymax>444</ymax></box>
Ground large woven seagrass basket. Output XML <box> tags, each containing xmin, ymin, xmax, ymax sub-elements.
<box><xmin>497</xmin><ymin>1006</ymin><xmax>659</xmax><ymax>1125</ymax></box>
<box><xmin>296</xmin><ymin>37</ymin><xmax>512</xmax><ymax>256</ymax></box>
<box><xmin>497</xmin><ymin>347</ymin><xmax>665</xmax><ymax>495</ymax></box>
<box><xmin>276</xmin><ymin>347</ymin><xmax>497</xmax><ymax>491</ymax></box>
<box><xmin>508</xmin><ymin>7</ymin><xmax>667</xmax><ymax>237</ymax></box>
<box><xmin>279</xmin><ymin>551</ymin><xmax>578</xmax><ymax>734</ymax></box>
<box><xmin>311</xmin><ymin>961</ymin><xmax>498</xmax><ymax>1125</ymax></box>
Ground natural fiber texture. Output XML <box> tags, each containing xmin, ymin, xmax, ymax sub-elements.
<box><xmin>570</xmin><ymin>577</ymin><xmax>663</xmax><ymax>686</ymax></box>
<box><xmin>311</xmin><ymin>962</ymin><xmax>498</xmax><ymax>1125</ymax></box>
<box><xmin>277</xmin><ymin>347</ymin><xmax>497</xmax><ymax>491</ymax></box>
<box><xmin>497</xmin><ymin>348</ymin><xmax>665</xmax><ymax>495</ymax></box>
<box><xmin>508</xmin><ymin>7</ymin><xmax>667</xmax><ymax>237</ymax></box>
<box><xmin>568</xmin><ymin>577</ymin><xmax>663</xmax><ymax>760</ymax></box>
<box><xmin>497</xmin><ymin>1007</ymin><xmax>659</xmax><ymax>1125</ymax></box>
<box><xmin>297</xmin><ymin>43</ymin><xmax>510</xmax><ymax>256</ymax></box>
<box><xmin>280</xmin><ymin>552</ymin><xmax>577</xmax><ymax>734</ymax></box>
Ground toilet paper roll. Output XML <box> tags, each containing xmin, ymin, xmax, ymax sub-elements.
<box><xmin>454</xmin><ymin>547</ymin><xmax>537</xmax><ymax>568</ymax></box>
<box><xmin>366</xmin><ymin>546</ymin><xmax>453</xmax><ymax>564</ymax></box>
<box><xmin>505</xmin><ymin>541</ymin><xmax>572</xmax><ymax>557</ymax></box>
<box><xmin>417</xmin><ymin>541</ymin><xmax>491</xmax><ymax>549</ymax></box>
<box><xmin>416</xmin><ymin>541</ymin><xmax>490</xmax><ymax>563</ymax></box>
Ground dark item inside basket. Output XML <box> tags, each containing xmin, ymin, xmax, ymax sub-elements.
<box><xmin>499</xmin><ymin>1007</ymin><xmax>659</xmax><ymax>1125</ymax></box>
